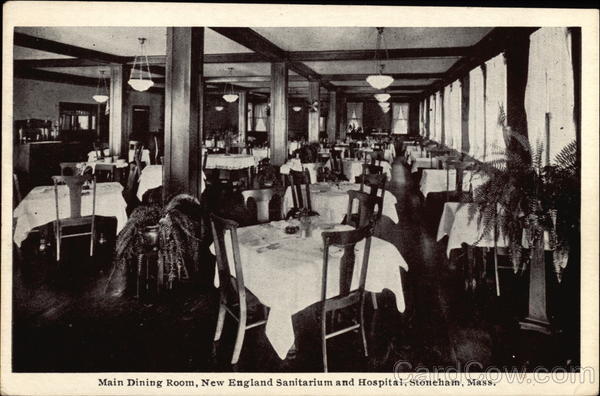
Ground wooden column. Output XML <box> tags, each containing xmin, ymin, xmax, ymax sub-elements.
<box><xmin>163</xmin><ymin>27</ymin><xmax>204</xmax><ymax>199</ymax></box>
<box><xmin>238</xmin><ymin>90</ymin><xmax>247</xmax><ymax>145</ymax></box>
<box><xmin>269</xmin><ymin>62</ymin><xmax>288</xmax><ymax>166</ymax></box>
<box><xmin>326</xmin><ymin>90</ymin><xmax>338</xmax><ymax>142</ymax></box>
<box><xmin>308</xmin><ymin>80</ymin><xmax>320</xmax><ymax>142</ymax></box>
<box><xmin>339</xmin><ymin>93</ymin><xmax>347</xmax><ymax>140</ymax></box>
<box><xmin>461</xmin><ymin>75</ymin><xmax>470</xmax><ymax>153</ymax></box>
<box><xmin>109</xmin><ymin>64</ymin><xmax>128</xmax><ymax>157</ymax></box>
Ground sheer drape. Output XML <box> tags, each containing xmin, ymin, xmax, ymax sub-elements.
<box><xmin>392</xmin><ymin>103</ymin><xmax>409</xmax><ymax>134</ymax></box>
<box><xmin>419</xmin><ymin>101</ymin><xmax>425</xmax><ymax>136</ymax></box>
<box><xmin>434</xmin><ymin>91</ymin><xmax>443</xmax><ymax>142</ymax></box>
<box><xmin>484</xmin><ymin>53</ymin><xmax>507</xmax><ymax>160</ymax></box>
<box><xmin>347</xmin><ymin>102</ymin><xmax>363</xmax><ymax>129</ymax></box>
<box><xmin>468</xmin><ymin>66</ymin><xmax>485</xmax><ymax>160</ymax></box>
<box><xmin>525</xmin><ymin>28</ymin><xmax>576</xmax><ymax>164</ymax></box>
<box><xmin>254</xmin><ymin>103</ymin><xmax>268</xmax><ymax>132</ymax></box>
<box><xmin>443</xmin><ymin>85</ymin><xmax>452</xmax><ymax>146</ymax></box>
<box><xmin>450</xmin><ymin>80</ymin><xmax>463</xmax><ymax>151</ymax></box>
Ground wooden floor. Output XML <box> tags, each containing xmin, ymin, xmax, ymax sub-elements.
<box><xmin>12</xmin><ymin>158</ymin><xmax>580</xmax><ymax>372</ymax></box>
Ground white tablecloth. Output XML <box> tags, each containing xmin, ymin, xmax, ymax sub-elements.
<box><xmin>128</xmin><ymin>149</ymin><xmax>151</xmax><ymax>165</ymax></box>
<box><xmin>282</xmin><ymin>182</ymin><xmax>398</xmax><ymax>224</ymax></box>
<box><xmin>288</xmin><ymin>141</ymin><xmax>301</xmax><ymax>155</ymax></box>
<box><xmin>436</xmin><ymin>202</ymin><xmax>509</xmax><ymax>257</ymax></box>
<box><xmin>13</xmin><ymin>182</ymin><xmax>127</xmax><ymax>247</ymax></box>
<box><xmin>279</xmin><ymin>159</ymin><xmax>320</xmax><ymax>184</ymax></box>
<box><xmin>405</xmin><ymin>146</ymin><xmax>423</xmax><ymax>162</ymax></box>
<box><xmin>411</xmin><ymin>157</ymin><xmax>440</xmax><ymax>173</ymax></box>
<box><xmin>419</xmin><ymin>169</ymin><xmax>489</xmax><ymax>198</ymax></box>
<box><xmin>325</xmin><ymin>159</ymin><xmax>392</xmax><ymax>183</ymax></box>
<box><xmin>205</xmin><ymin>154</ymin><xmax>257</xmax><ymax>170</ymax></box>
<box><xmin>252</xmin><ymin>148</ymin><xmax>270</xmax><ymax>162</ymax></box>
<box><xmin>211</xmin><ymin>219</ymin><xmax>408</xmax><ymax>359</ymax></box>
<box><xmin>136</xmin><ymin>165</ymin><xmax>205</xmax><ymax>200</ymax></box>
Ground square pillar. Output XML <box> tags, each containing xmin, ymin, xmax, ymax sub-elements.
<box><xmin>163</xmin><ymin>27</ymin><xmax>204</xmax><ymax>199</ymax></box>
<box><xmin>109</xmin><ymin>64</ymin><xmax>128</xmax><ymax>157</ymax></box>
<box><xmin>326</xmin><ymin>90</ymin><xmax>338</xmax><ymax>142</ymax></box>
<box><xmin>238</xmin><ymin>90</ymin><xmax>248</xmax><ymax>145</ymax></box>
<box><xmin>308</xmin><ymin>80</ymin><xmax>320</xmax><ymax>142</ymax></box>
<box><xmin>269</xmin><ymin>62</ymin><xmax>288</xmax><ymax>166</ymax></box>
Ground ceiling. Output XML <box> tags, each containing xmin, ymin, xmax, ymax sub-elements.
<box><xmin>13</xmin><ymin>26</ymin><xmax>502</xmax><ymax>100</ymax></box>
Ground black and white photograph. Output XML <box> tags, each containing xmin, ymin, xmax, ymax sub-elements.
<box><xmin>1</xmin><ymin>2</ymin><xmax>598</xmax><ymax>395</ymax></box>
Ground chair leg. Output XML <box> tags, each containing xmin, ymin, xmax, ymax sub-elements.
<box><xmin>231</xmin><ymin>310</ymin><xmax>247</xmax><ymax>365</ymax></box>
<box><xmin>321</xmin><ymin>319</ymin><xmax>329</xmax><ymax>373</ymax></box>
<box><xmin>360</xmin><ymin>296</ymin><xmax>369</xmax><ymax>357</ymax></box>
<box><xmin>213</xmin><ymin>301</ymin><xmax>226</xmax><ymax>341</ymax></box>
<box><xmin>55</xmin><ymin>234</ymin><xmax>61</xmax><ymax>262</ymax></box>
<box><xmin>371</xmin><ymin>292</ymin><xmax>378</xmax><ymax>310</ymax></box>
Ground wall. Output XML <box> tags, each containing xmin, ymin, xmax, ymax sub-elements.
<box><xmin>13</xmin><ymin>78</ymin><xmax>98</xmax><ymax>122</ymax></box>
<box><xmin>362</xmin><ymin>100</ymin><xmax>392</xmax><ymax>132</ymax></box>
<box><xmin>288</xmin><ymin>101</ymin><xmax>308</xmax><ymax>140</ymax></box>
<box><xmin>204</xmin><ymin>95</ymin><xmax>238</xmax><ymax>135</ymax></box>
<box><xmin>14</xmin><ymin>77</ymin><xmax>165</xmax><ymax>133</ymax></box>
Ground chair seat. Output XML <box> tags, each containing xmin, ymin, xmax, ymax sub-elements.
<box><xmin>58</xmin><ymin>215</ymin><xmax>95</xmax><ymax>228</ymax></box>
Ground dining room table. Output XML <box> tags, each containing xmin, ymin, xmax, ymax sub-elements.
<box><xmin>13</xmin><ymin>182</ymin><xmax>128</xmax><ymax>247</ymax></box>
<box><xmin>279</xmin><ymin>159</ymin><xmax>320</xmax><ymax>185</ymax></box>
<box><xmin>210</xmin><ymin>215</ymin><xmax>408</xmax><ymax>359</ymax></box>
<box><xmin>282</xmin><ymin>181</ymin><xmax>399</xmax><ymax>224</ymax></box>
<box><xmin>324</xmin><ymin>158</ymin><xmax>393</xmax><ymax>183</ymax></box>
<box><xmin>411</xmin><ymin>156</ymin><xmax>440</xmax><ymax>173</ymax></box>
<box><xmin>136</xmin><ymin>165</ymin><xmax>206</xmax><ymax>201</ymax></box>
<box><xmin>419</xmin><ymin>169</ymin><xmax>489</xmax><ymax>199</ymax></box>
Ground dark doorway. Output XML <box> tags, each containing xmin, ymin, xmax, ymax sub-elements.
<box><xmin>131</xmin><ymin>105</ymin><xmax>150</xmax><ymax>142</ymax></box>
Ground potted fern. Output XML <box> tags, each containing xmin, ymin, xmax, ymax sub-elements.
<box><xmin>111</xmin><ymin>194</ymin><xmax>202</xmax><ymax>294</ymax></box>
<box><xmin>470</xmin><ymin>106</ymin><xmax>578</xmax><ymax>333</ymax></box>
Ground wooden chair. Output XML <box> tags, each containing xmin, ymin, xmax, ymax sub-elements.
<box><xmin>210</xmin><ymin>214</ymin><xmax>268</xmax><ymax>365</ymax></box>
<box><xmin>51</xmin><ymin>174</ymin><xmax>97</xmax><ymax>262</ymax></box>
<box><xmin>286</xmin><ymin>169</ymin><xmax>319</xmax><ymax>219</ymax></box>
<box><xmin>320</xmin><ymin>223</ymin><xmax>374</xmax><ymax>372</ymax></box>
<box><xmin>345</xmin><ymin>190</ymin><xmax>383</xmax><ymax>228</ymax></box>
<box><xmin>330</xmin><ymin>149</ymin><xmax>348</xmax><ymax>180</ymax></box>
<box><xmin>359</xmin><ymin>171</ymin><xmax>387</xmax><ymax>199</ymax></box>
<box><xmin>93</xmin><ymin>163</ymin><xmax>116</xmax><ymax>182</ymax></box>
<box><xmin>242</xmin><ymin>188</ymin><xmax>275</xmax><ymax>224</ymax></box>
<box><xmin>123</xmin><ymin>162</ymin><xmax>141</xmax><ymax>209</ymax></box>
<box><xmin>60</xmin><ymin>162</ymin><xmax>89</xmax><ymax>176</ymax></box>
<box><xmin>13</xmin><ymin>173</ymin><xmax>22</xmax><ymax>208</ymax></box>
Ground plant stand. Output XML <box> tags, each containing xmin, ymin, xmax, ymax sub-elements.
<box><xmin>519</xmin><ymin>238</ymin><xmax>553</xmax><ymax>335</ymax></box>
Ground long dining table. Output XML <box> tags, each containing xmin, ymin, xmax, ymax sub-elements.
<box><xmin>211</xmin><ymin>216</ymin><xmax>408</xmax><ymax>359</ymax></box>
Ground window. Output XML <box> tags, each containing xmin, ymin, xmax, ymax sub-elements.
<box><xmin>434</xmin><ymin>91</ymin><xmax>443</xmax><ymax>142</ymax></box>
<box><xmin>468</xmin><ymin>66</ymin><xmax>485</xmax><ymax>160</ymax></box>
<box><xmin>253</xmin><ymin>103</ymin><xmax>269</xmax><ymax>132</ymax></box>
<box><xmin>392</xmin><ymin>103</ymin><xmax>409</xmax><ymax>134</ymax></box>
<box><xmin>247</xmin><ymin>103</ymin><xmax>253</xmax><ymax>131</ymax></box>
<box><xmin>484</xmin><ymin>53</ymin><xmax>507</xmax><ymax>161</ymax></box>
<box><xmin>448</xmin><ymin>80</ymin><xmax>462</xmax><ymax>151</ymax></box>
<box><xmin>525</xmin><ymin>27</ymin><xmax>576</xmax><ymax>164</ymax></box>
<box><xmin>346</xmin><ymin>102</ymin><xmax>363</xmax><ymax>130</ymax></box>
<box><xmin>443</xmin><ymin>84</ymin><xmax>452</xmax><ymax>146</ymax></box>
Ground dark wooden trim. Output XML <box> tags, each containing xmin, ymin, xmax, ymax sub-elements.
<box><xmin>14</xmin><ymin>67</ymin><xmax>98</xmax><ymax>87</ymax></box>
<box><xmin>419</xmin><ymin>27</ymin><xmax>539</xmax><ymax>99</ymax></box>
<box><xmin>210</xmin><ymin>27</ymin><xmax>335</xmax><ymax>90</ymax></box>
<box><xmin>14</xmin><ymin>32</ymin><xmax>128</xmax><ymax>64</ymax></box>
<box><xmin>287</xmin><ymin>47</ymin><xmax>471</xmax><ymax>62</ymax></box>
<box><xmin>14</xmin><ymin>58</ymin><xmax>105</xmax><ymax>69</ymax></box>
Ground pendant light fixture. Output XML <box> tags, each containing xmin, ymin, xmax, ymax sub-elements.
<box><xmin>93</xmin><ymin>70</ymin><xmax>109</xmax><ymax>103</ymax></box>
<box><xmin>128</xmin><ymin>38</ymin><xmax>154</xmax><ymax>92</ymax></box>
<box><xmin>292</xmin><ymin>105</ymin><xmax>302</xmax><ymax>112</ymax></box>
<box><xmin>215</xmin><ymin>105</ymin><xmax>224</xmax><ymax>112</ymax></box>
<box><xmin>366</xmin><ymin>27</ymin><xmax>394</xmax><ymax>90</ymax></box>
<box><xmin>374</xmin><ymin>92</ymin><xmax>391</xmax><ymax>102</ymax></box>
<box><xmin>222</xmin><ymin>67</ymin><xmax>239</xmax><ymax>103</ymax></box>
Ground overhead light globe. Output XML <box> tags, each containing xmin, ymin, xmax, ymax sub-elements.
<box><xmin>374</xmin><ymin>93</ymin><xmax>391</xmax><ymax>102</ymax></box>
<box><xmin>292</xmin><ymin>106</ymin><xmax>302</xmax><ymax>112</ymax></box>
<box><xmin>215</xmin><ymin>105</ymin><xmax>224</xmax><ymax>111</ymax></box>
<box><xmin>378</xmin><ymin>102</ymin><xmax>390</xmax><ymax>109</ymax></box>
<box><xmin>223</xmin><ymin>94</ymin><xmax>239</xmax><ymax>103</ymax></box>
<box><xmin>382</xmin><ymin>107</ymin><xmax>390</xmax><ymax>113</ymax></box>
<box><xmin>128</xmin><ymin>78</ymin><xmax>154</xmax><ymax>92</ymax></box>
<box><xmin>367</xmin><ymin>74</ymin><xmax>394</xmax><ymax>90</ymax></box>
<box><xmin>93</xmin><ymin>94</ymin><xmax>109</xmax><ymax>103</ymax></box>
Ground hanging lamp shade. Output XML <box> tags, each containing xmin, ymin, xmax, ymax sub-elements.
<box><xmin>382</xmin><ymin>107</ymin><xmax>390</xmax><ymax>113</ymax></box>
<box><xmin>215</xmin><ymin>105</ymin><xmax>224</xmax><ymax>111</ymax></box>
<box><xmin>93</xmin><ymin>70</ymin><xmax>110</xmax><ymax>103</ymax></box>
<box><xmin>292</xmin><ymin>106</ymin><xmax>302</xmax><ymax>112</ymax></box>
<box><xmin>128</xmin><ymin>38</ymin><xmax>154</xmax><ymax>92</ymax></box>
<box><xmin>222</xmin><ymin>67</ymin><xmax>239</xmax><ymax>103</ymax></box>
<box><xmin>366</xmin><ymin>28</ymin><xmax>394</xmax><ymax>90</ymax></box>
<box><xmin>374</xmin><ymin>93</ymin><xmax>391</xmax><ymax>102</ymax></box>
<box><xmin>378</xmin><ymin>101</ymin><xmax>390</xmax><ymax>109</ymax></box>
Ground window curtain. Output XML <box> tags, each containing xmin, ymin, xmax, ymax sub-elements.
<box><xmin>525</xmin><ymin>27</ymin><xmax>576</xmax><ymax>165</ymax></box>
<box><xmin>468</xmin><ymin>66</ymin><xmax>485</xmax><ymax>160</ymax></box>
<box><xmin>347</xmin><ymin>102</ymin><xmax>363</xmax><ymax>129</ymax></box>
<box><xmin>484</xmin><ymin>53</ymin><xmax>507</xmax><ymax>161</ymax></box>
<box><xmin>254</xmin><ymin>103</ymin><xmax>268</xmax><ymax>132</ymax></box>
<box><xmin>443</xmin><ymin>84</ymin><xmax>452</xmax><ymax>146</ymax></box>
<box><xmin>434</xmin><ymin>91</ymin><xmax>443</xmax><ymax>143</ymax></box>
<box><xmin>450</xmin><ymin>80</ymin><xmax>463</xmax><ymax>151</ymax></box>
<box><xmin>392</xmin><ymin>103</ymin><xmax>409</xmax><ymax>134</ymax></box>
<box><xmin>418</xmin><ymin>101</ymin><xmax>424</xmax><ymax>136</ymax></box>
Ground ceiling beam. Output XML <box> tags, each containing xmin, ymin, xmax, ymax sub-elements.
<box><xmin>210</xmin><ymin>27</ymin><xmax>335</xmax><ymax>90</ymax></box>
<box><xmin>287</xmin><ymin>47</ymin><xmax>471</xmax><ymax>62</ymax></box>
<box><xmin>322</xmin><ymin>73</ymin><xmax>444</xmax><ymax>81</ymax></box>
<box><xmin>14</xmin><ymin>67</ymin><xmax>99</xmax><ymax>87</ymax></box>
<box><xmin>421</xmin><ymin>27</ymin><xmax>539</xmax><ymax>99</ymax></box>
<box><xmin>14</xmin><ymin>32</ymin><xmax>129</xmax><ymax>64</ymax></box>
<box><xmin>14</xmin><ymin>58</ymin><xmax>108</xmax><ymax>69</ymax></box>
